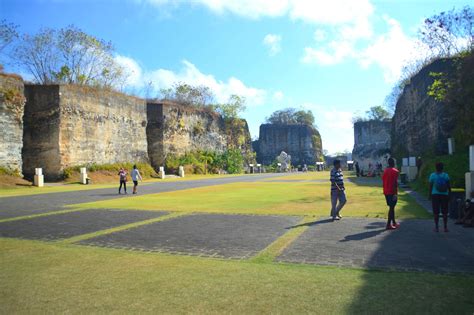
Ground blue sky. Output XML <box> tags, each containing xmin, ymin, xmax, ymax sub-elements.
<box><xmin>1</xmin><ymin>0</ymin><xmax>470</xmax><ymax>154</ymax></box>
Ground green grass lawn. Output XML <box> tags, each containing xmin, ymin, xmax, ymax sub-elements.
<box><xmin>2</xmin><ymin>172</ymin><xmax>470</xmax><ymax>313</ymax></box>
<box><xmin>2</xmin><ymin>238</ymin><xmax>473</xmax><ymax>314</ymax></box>
<box><xmin>74</xmin><ymin>177</ymin><xmax>430</xmax><ymax>219</ymax></box>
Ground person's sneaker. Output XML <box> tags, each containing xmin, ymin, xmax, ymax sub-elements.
<box><xmin>334</xmin><ymin>216</ymin><xmax>340</xmax><ymax>221</ymax></box>
<box><xmin>394</xmin><ymin>223</ymin><xmax>400</xmax><ymax>228</ymax></box>
<box><xmin>337</xmin><ymin>215</ymin><xmax>342</xmax><ymax>219</ymax></box>
<box><xmin>386</xmin><ymin>225</ymin><xmax>397</xmax><ymax>230</ymax></box>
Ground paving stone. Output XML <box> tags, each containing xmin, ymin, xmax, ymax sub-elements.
<box><xmin>277</xmin><ymin>218</ymin><xmax>474</xmax><ymax>273</ymax></box>
<box><xmin>0</xmin><ymin>173</ymin><xmax>288</xmax><ymax>219</ymax></box>
<box><xmin>80</xmin><ymin>213</ymin><xmax>300</xmax><ymax>259</ymax></box>
<box><xmin>0</xmin><ymin>209</ymin><xmax>168</xmax><ymax>241</ymax></box>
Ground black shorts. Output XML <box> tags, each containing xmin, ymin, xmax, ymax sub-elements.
<box><xmin>133</xmin><ymin>180</ymin><xmax>138</xmax><ymax>186</ymax></box>
<box><xmin>432</xmin><ymin>194</ymin><xmax>449</xmax><ymax>215</ymax></box>
<box><xmin>385</xmin><ymin>195</ymin><xmax>397</xmax><ymax>207</ymax></box>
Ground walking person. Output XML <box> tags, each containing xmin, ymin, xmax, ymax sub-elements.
<box><xmin>131</xmin><ymin>164</ymin><xmax>143</xmax><ymax>194</ymax></box>
<box><xmin>382</xmin><ymin>158</ymin><xmax>400</xmax><ymax>230</ymax></box>
<box><xmin>118</xmin><ymin>167</ymin><xmax>128</xmax><ymax>195</ymax></box>
<box><xmin>355</xmin><ymin>161</ymin><xmax>360</xmax><ymax>177</ymax></box>
<box><xmin>429</xmin><ymin>162</ymin><xmax>451</xmax><ymax>232</ymax></box>
<box><xmin>330</xmin><ymin>159</ymin><xmax>346</xmax><ymax>221</ymax></box>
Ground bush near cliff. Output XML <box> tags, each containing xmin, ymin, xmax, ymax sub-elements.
<box><xmin>63</xmin><ymin>162</ymin><xmax>157</xmax><ymax>183</ymax></box>
<box><xmin>165</xmin><ymin>149</ymin><xmax>244</xmax><ymax>175</ymax></box>
<box><xmin>409</xmin><ymin>151</ymin><xmax>468</xmax><ymax>196</ymax></box>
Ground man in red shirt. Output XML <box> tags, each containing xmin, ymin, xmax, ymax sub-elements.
<box><xmin>382</xmin><ymin>158</ymin><xmax>400</xmax><ymax>230</ymax></box>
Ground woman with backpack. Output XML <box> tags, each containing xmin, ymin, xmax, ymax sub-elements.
<box><xmin>429</xmin><ymin>162</ymin><xmax>451</xmax><ymax>232</ymax></box>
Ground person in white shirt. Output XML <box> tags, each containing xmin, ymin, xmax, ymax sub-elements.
<box><xmin>131</xmin><ymin>164</ymin><xmax>143</xmax><ymax>194</ymax></box>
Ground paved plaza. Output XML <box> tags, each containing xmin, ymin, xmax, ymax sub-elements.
<box><xmin>1</xmin><ymin>174</ymin><xmax>473</xmax><ymax>273</ymax></box>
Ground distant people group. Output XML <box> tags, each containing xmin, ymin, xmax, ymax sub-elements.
<box><xmin>331</xmin><ymin>158</ymin><xmax>469</xmax><ymax>232</ymax></box>
<box><xmin>118</xmin><ymin>165</ymin><xmax>143</xmax><ymax>195</ymax></box>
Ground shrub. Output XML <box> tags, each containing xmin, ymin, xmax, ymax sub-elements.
<box><xmin>63</xmin><ymin>162</ymin><xmax>157</xmax><ymax>179</ymax></box>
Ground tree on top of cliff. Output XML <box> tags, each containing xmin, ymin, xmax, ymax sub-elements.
<box><xmin>353</xmin><ymin>106</ymin><xmax>391</xmax><ymax>123</ymax></box>
<box><xmin>419</xmin><ymin>5</ymin><xmax>473</xmax><ymax>58</ymax></box>
<box><xmin>159</xmin><ymin>82</ymin><xmax>246</xmax><ymax>120</ymax></box>
<box><xmin>266</xmin><ymin>108</ymin><xmax>316</xmax><ymax>127</ymax></box>
<box><xmin>160</xmin><ymin>82</ymin><xmax>214</xmax><ymax>107</ymax></box>
<box><xmin>0</xmin><ymin>20</ymin><xmax>18</xmax><ymax>56</ymax></box>
<box><xmin>6</xmin><ymin>25</ymin><xmax>127</xmax><ymax>88</ymax></box>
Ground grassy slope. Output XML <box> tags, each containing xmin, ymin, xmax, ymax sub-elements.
<box><xmin>1</xmin><ymin>239</ymin><xmax>473</xmax><ymax>314</ymax></box>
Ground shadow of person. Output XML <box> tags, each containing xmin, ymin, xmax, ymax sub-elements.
<box><xmin>286</xmin><ymin>218</ymin><xmax>334</xmax><ymax>229</ymax></box>
<box><xmin>339</xmin><ymin>229</ymin><xmax>385</xmax><ymax>242</ymax></box>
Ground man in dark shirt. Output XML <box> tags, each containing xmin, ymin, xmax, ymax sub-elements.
<box><xmin>330</xmin><ymin>159</ymin><xmax>346</xmax><ymax>221</ymax></box>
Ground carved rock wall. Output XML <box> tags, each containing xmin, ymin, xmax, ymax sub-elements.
<box><xmin>254</xmin><ymin>124</ymin><xmax>323</xmax><ymax>166</ymax></box>
<box><xmin>23</xmin><ymin>85</ymin><xmax>148</xmax><ymax>180</ymax></box>
<box><xmin>392</xmin><ymin>59</ymin><xmax>456</xmax><ymax>157</ymax></box>
<box><xmin>146</xmin><ymin>101</ymin><xmax>227</xmax><ymax>169</ymax></box>
<box><xmin>352</xmin><ymin>120</ymin><xmax>391</xmax><ymax>170</ymax></box>
<box><xmin>0</xmin><ymin>73</ymin><xmax>25</xmax><ymax>174</ymax></box>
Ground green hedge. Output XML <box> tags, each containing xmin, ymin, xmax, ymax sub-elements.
<box><xmin>165</xmin><ymin>149</ymin><xmax>244</xmax><ymax>175</ymax></box>
<box><xmin>410</xmin><ymin>151</ymin><xmax>468</xmax><ymax>196</ymax></box>
<box><xmin>63</xmin><ymin>162</ymin><xmax>157</xmax><ymax>179</ymax></box>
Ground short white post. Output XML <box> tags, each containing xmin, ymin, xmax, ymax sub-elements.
<box><xmin>34</xmin><ymin>168</ymin><xmax>44</xmax><ymax>187</ymax></box>
<box><xmin>470</xmin><ymin>145</ymin><xmax>474</xmax><ymax>172</ymax></box>
<box><xmin>466</xmin><ymin>145</ymin><xmax>474</xmax><ymax>200</ymax></box>
<box><xmin>402</xmin><ymin>158</ymin><xmax>408</xmax><ymax>167</ymax></box>
<box><xmin>179</xmin><ymin>166</ymin><xmax>185</xmax><ymax>178</ymax></box>
<box><xmin>159</xmin><ymin>166</ymin><xmax>165</xmax><ymax>179</ymax></box>
<box><xmin>80</xmin><ymin>167</ymin><xmax>88</xmax><ymax>184</ymax></box>
<box><xmin>448</xmin><ymin>138</ymin><xmax>455</xmax><ymax>155</ymax></box>
<box><xmin>257</xmin><ymin>164</ymin><xmax>262</xmax><ymax>173</ymax></box>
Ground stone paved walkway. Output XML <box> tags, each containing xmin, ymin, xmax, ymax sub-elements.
<box><xmin>80</xmin><ymin>213</ymin><xmax>300</xmax><ymax>259</ymax></box>
<box><xmin>0</xmin><ymin>173</ymin><xmax>287</xmax><ymax>219</ymax></box>
<box><xmin>0</xmin><ymin>209</ymin><xmax>168</xmax><ymax>240</ymax></box>
<box><xmin>278</xmin><ymin>218</ymin><xmax>474</xmax><ymax>273</ymax></box>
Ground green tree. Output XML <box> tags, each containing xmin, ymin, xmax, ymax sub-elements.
<box><xmin>266</xmin><ymin>108</ymin><xmax>316</xmax><ymax>126</ymax></box>
<box><xmin>213</xmin><ymin>94</ymin><xmax>246</xmax><ymax>119</ymax></box>
<box><xmin>365</xmin><ymin>106</ymin><xmax>391</xmax><ymax>121</ymax></box>
<box><xmin>160</xmin><ymin>82</ymin><xmax>215</xmax><ymax>107</ymax></box>
<box><xmin>10</xmin><ymin>25</ymin><xmax>127</xmax><ymax>87</ymax></box>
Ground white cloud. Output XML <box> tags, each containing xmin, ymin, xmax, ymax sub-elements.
<box><xmin>263</xmin><ymin>34</ymin><xmax>282</xmax><ymax>56</ymax></box>
<box><xmin>313</xmin><ymin>29</ymin><xmax>326</xmax><ymax>42</ymax></box>
<box><xmin>302</xmin><ymin>40</ymin><xmax>354</xmax><ymax>65</ymax></box>
<box><xmin>273</xmin><ymin>90</ymin><xmax>284</xmax><ymax>101</ymax></box>
<box><xmin>358</xmin><ymin>16</ymin><xmax>429</xmax><ymax>82</ymax></box>
<box><xmin>115</xmin><ymin>55</ymin><xmax>267</xmax><ymax>106</ymax></box>
<box><xmin>301</xmin><ymin>103</ymin><xmax>354</xmax><ymax>154</ymax></box>
<box><xmin>145</xmin><ymin>0</ymin><xmax>374</xmax><ymax>27</ymax></box>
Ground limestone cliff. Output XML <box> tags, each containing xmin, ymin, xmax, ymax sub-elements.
<box><xmin>147</xmin><ymin>101</ymin><xmax>228</xmax><ymax>169</ymax></box>
<box><xmin>391</xmin><ymin>59</ymin><xmax>456</xmax><ymax>157</ymax></box>
<box><xmin>352</xmin><ymin>120</ymin><xmax>391</xmax><ymax>169</ymax></box>
<box><xmin>0</xmin><ymin>73</ymin><xmax>25</xmax><ymax>174</ymax></box>
<box><xmin>23</xmin><ymin>85</ymin><xmax>149</xmax><ymax>180</ymax></box>
<box><xmin>254</xmin><ymin>124</ymin><xmax>323</xmax><ymax>166</ymax></box>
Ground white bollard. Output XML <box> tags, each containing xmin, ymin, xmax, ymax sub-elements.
<box><xmin>80</xmin><ymin>167</ymin><xmax>88</xmax><ymax>184</ymax></box>
<box><xmin>448</xmin><ymin>138</ymin><xmax>455</xmax><ymax>155</ymax></box>
<box><xmin>402</xmin><ymin>158</ymin><xmax>408</xmax><ymax>167</ymax></box>
<box><xmin>179</xmin><ymin>166</ymin><xmax>185</xmax><ymax>178</ymax></box>
<box><xmin>470</xmin><ymin>145</ymin><xmax>474</xmax><ymax>172</ymax></box>
<box><xmin>408</xmin><ymin>157</ymin><xmax>416</xmax><ymax>167</ymax></box>
<box><xmin>34</xmin><ymin>168</ymin><xmax>44</xmax><ymax>187</ymax></box>
<box><xmin>159</xmin><ymin>166</ymin><xmax>165</xmax><ymax>179</ymax></box>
